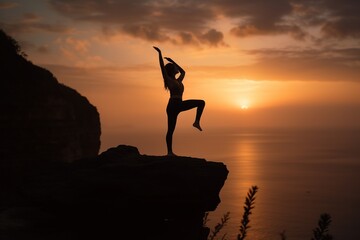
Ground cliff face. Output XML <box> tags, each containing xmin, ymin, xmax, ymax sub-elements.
<box><xmin>1</xmin><ymin>145</ymin><xmax>229</xmax><ymax>240</ymax></box>
<box><xmin>0</xmin><ymin>30</ymin><xmax>101</xmax><ymax>187</ymax></box>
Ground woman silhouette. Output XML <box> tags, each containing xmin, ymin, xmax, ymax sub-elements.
<box><xmin>154</xmin><ymin>46</ymin><xmax>205</xmax><ymax>156</ymax></box>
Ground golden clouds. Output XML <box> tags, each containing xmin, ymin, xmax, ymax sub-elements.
<box><xmin>47</xmin><ymin>0</ymin><xmax>360</xmax><ymax>44</ymax></box>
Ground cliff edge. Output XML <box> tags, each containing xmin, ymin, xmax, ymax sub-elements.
<box><xmin>1</xmin><ymin>145</ymin><xmax>229</xmax><ymax>240</ymax></box>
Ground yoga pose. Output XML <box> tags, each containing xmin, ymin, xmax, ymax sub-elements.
<box><xmin>154</xmin><ymin>46</ymin><xmax>205</xmax><ymax>156</ymax></box>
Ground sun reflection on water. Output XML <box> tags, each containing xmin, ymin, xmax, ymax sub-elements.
<box><xmin>234</xmin><ymin>136</ymin><xmax>260</xmax><ymax>188</ymax></box>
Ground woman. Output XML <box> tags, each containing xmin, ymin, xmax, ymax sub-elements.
<box><xmin>154</xmin><ymin>46</ymin><xmax>205</xmax><ymax>156</ymax></box>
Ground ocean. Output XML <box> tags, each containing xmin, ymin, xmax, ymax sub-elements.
<box><xmin>101</xmin><ymin>127</ymin><xmax>360</xmax><ymax>240</ymax></box>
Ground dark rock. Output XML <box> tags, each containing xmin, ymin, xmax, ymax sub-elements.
<box><xmin>0</xmin><ymin>29</ymin><xmax>101</xmax><ymax>191</ymax></box>
<box><xmin>1</xmin><ymin>145</ymin><xmax>228</xmax><ymax>240</ymax></box>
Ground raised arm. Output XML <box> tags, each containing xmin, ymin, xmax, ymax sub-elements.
<box><xmin>165</xmin><ymin>57</ymin><xmax>186</xmax><ymax>82</ymax></box>
<box><xmin>153</xmin><ymin>46</ymin><xmax>168</xmax><ymax>81</ymax></box>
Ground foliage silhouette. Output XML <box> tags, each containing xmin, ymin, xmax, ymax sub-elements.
<box><xmin>206</xmin><ymin>186</ymin><xmax>334</xmax><ymax>240</ymax></box>
<box><xmin>311</xmin><ymin>213</ymin><xmax>333</xmax><ymax>240</ymax></box>
<box><xmin>238</xmin><ymin>185</ymin><xmax>258</xmax><ymax>240</ymax></box>
<box><xmin>0</xmin><ymin>28</ymin><xmax>27</xmax><ymax>58</ymax></box>
<box><xmin>207</xmin><ymin>211</ymin><xmax>230</xmax><ymax>240</ymax></box>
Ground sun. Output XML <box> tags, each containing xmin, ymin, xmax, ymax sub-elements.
<box><xmin>237</xmin><ymin>100</ymin><xmax>250</xmax><ymax>110</ymax></box>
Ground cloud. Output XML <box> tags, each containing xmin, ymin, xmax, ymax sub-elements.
<box><xmin>321</xmin><ymin>18</ymin><xmax>360</xmax><ymax>39</ymax></box>
<box><xmin>0</xmin><ymin>11</ymin><xmax>72</xmax><ymax>35</ymax></box>
<box><xmin>28</xmin><ymin>1</ymin><xmax>353</xmax><ymax>46</ymax></box>
<box><xmin>0</xmin><ymin>2</ymin><xmax>18</xmax><ymax>9</ymax></box>
<box><xmin>320</xmin><ymin>0</ymin><xmax>360</xmax><ymax>39</ymax></box>
<box><xmin>243</xmin><ymin>47</ymin><xmax>360</xmax><ymax>82</ymax></box>
<box><xmin>37</xmin><ymin>45</ymin><xmax>50</xmax><ymax>54</ymax></box>
<box><xmin>48</xmin><ymin>0</ymin><xmax>360</xmax><ymax>45</ymax></box>
<box><xmin>246</xmin><ymin>47</ymin><xmax>360</xmax><ymax>66</ymax></box>
<box><xmin>230</xmin><ymin>23</ymin><xmax>308</xmax><ymax>40</ymax></box>
<box><xmin>199</xmin><ymin>29</ymin><xmax>227</xmax><ymax>47</ymax></box>
<box><xmin>122</xmin><ymin>23</ymin><xmax>172</xmax><ymax>42</ymax></box>
<box><xmin>289</xmin><ymin>0</ymin><xmax>360</xmax><ymax>39</ymax></box>
<box><xmin>218</xmin><ymin>0</ymin><xmax>298</xmax><ymax>37</ymax></box>
<box><xmin>176</xmin><ymin>28</ymin><xmax>226</xmax><ymax>47</ymax></box>
<box><xmin>2</xmin><ymin>0</ymin><xmax>358</xmax><ymax>46</ymax></box>
<box><xmin>63</xmin><ymin>37</ymin><xmax>90</xmax><ymax>53</ymax></box>
<box><xmin>49</xmin><ymin>0</ymin><xmax>223</xmax><ymax>46</ymax></box>
<box><xmin>22</xmin><ymin>13</ymin><xmax>41</xmax><ymax>22</ymax></box>
<box><xmin>222</xmin><ymin>0</ymin><xmax>360</xmax><ymax>41</ymax></box>
<box><xmin>187</xmin><ymin>47</ymin><xmax>360</xmax><ymax>82</ymax></box>
<box><xmin>0</xmin><ymin>21</ymin><xmax>72</xmax><ymax>35</ymax></box>
<box><xmin>178</xmin><ymin>31</ymin><xmax>198</xmax><ymax>46</ymax></box>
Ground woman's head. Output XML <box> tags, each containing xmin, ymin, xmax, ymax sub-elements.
<box><xmin>163</xmin><ymin>63</ymin><xmax>179</xmax><ymax>90</ymax></box>
<box><xmin>165</xmin><ymin>63</ymin><xmax>178</xmax><ymax>77</ymax></box>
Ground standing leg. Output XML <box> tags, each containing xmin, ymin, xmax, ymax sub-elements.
<box><xmin>180</xmin><ymin>99</ymin><xmax>205</xmax><ymax>131</ymax></box>
<box><xmin>166</xmin><ymin>108</ymin><xmax>178</xmax><ymax>156</ymax></box>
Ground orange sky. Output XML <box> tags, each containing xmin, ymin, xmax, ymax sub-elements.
<box><xmin>1</xmin><ymin>0</ymin><xmax>360</xmax><ymax>151</ymax></box>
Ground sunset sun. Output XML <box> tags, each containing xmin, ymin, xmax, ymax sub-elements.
<box><xmin>241</xmin><ymin>105</ymin><xmax>249</xmax><ymax>110</ymax></box>
<box><xmin>237</xmin><ymin>100</ymin><xmax>250</xmax><ymax>110</ymax></box>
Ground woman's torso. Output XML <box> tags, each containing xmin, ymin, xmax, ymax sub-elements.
<box><xmin>168</xmin><ymin>79</ymin><xmax>184</xmax><ymax>99</ymax></box>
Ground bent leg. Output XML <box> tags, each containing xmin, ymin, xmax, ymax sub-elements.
<box><xmin>180</xmin><ymin>99</ymin><xmax>205</xmax><ymax>131</ymax></box>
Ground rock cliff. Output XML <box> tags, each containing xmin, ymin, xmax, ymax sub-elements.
<box><xmin>0</xmin><ymin>29</ymin><xmax>101</xmax><ymax>190</ymax></box>
<box><xmin>1</xmin><ymin>145</ymin><xmax>229</xmax><ymax>240</ymax></box>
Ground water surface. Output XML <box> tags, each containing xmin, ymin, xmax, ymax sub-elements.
<box><xmin>102</xmin><ymin>127</ymin><xmax>360</xmax><ymax>239</ymax></box>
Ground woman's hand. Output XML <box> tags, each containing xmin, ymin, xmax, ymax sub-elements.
<box><xmin>164</xmin><ymin>57</ymin><xmax>174</xmax><ymax>63</ymax></box>
<box><xmin>153</xmin><ymin>46</ymin><xmax>161</xmax><ymax>53</ymax></box>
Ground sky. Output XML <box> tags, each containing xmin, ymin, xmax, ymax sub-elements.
<box><xmin>1</xmin><ymin>0</ymin><xmax>360</xmax><ymax>151</ymax></box>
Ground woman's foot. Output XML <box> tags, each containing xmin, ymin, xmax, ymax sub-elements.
<box><xmin>193</xmin><ymin>121</ymin><xmax>202</xmax><ymax>131</ymax></box>
<box><xmin>167</xmin><ymin>152</ymin><xmax>177</xmax><ymax>157</ymax></box>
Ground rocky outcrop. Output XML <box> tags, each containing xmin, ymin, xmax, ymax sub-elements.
<box><xmin>1</xmin><ymin>145</ymin><xmax>229</xmax><ymax>240</ymax></box>
<box><xmin>0</xmin><ymin>29</ymin><xmax>101</xmax><ymax>189</ymax></box>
